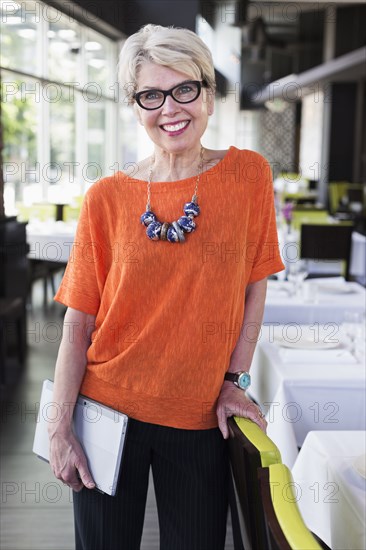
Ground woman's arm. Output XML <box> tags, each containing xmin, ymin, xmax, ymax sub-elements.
<box><xmin>216</xmin><ymin>278</ymin><xmax>268</xmax><ymax>438</ymax></box>
<box><xmin>48</xmin><ymin>307</ymin><xmax>96</xmax><ymax>491</ymax></box>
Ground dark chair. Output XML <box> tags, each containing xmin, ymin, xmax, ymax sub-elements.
<box><xmin>347</xmin><ymin>185</ymin><xmax>364</xmax><ymax>205</ymax></box>
<box><xmin>300</xmin><ymin>223</ymin><xmax>354</xmax><ymax>280</ymax></box>
<box><xmin>228</xmin><ymin>416</ymin><xmax>282</xmax><ymax>550</ymax></box>
<box><xmin>293</xmin><ymin>197</ymin><xmax>317</xmax><ymax>206</ymax></box>
<box><xmin>28</xmin><ymin>260</ymin><xmax>66</xmax><ymax>307</ymax></box>
<box><xmin>0</xmin><ymin>297</ymin><xmax>26</xmax><ymax>386</ymax></box>
<box><xmin>258</xmin><ymin>464</ymin><xmax>330</xmax><ymax>550</ymax></box>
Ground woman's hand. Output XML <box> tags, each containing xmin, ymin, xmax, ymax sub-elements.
<box><xmin>216</xmin><ymin>381</ymin><xmax>267</xmax><ymax>439</ymax></box>
<box><xmin>49</xmin><ymin>429</ymin><xmax>95</xmax><ymax>492</ymax></box>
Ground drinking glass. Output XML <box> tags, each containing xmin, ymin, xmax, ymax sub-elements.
<box><xmin>287</xmin><ymin>260</ymin><xmax>309</xmax><ymax>297</ymax></box>
<box><xmin>343</xmin><ymin>312</ymin><xmax>364</xmax><ymax>356</ymax></box>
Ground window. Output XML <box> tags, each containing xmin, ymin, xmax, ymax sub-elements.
<box><xmin>0</xmin><ymin>0</ymin><xmax>134</xmax><ymax>216</ymax></box>
<box><xmin>1</xmin><ymin>75</ymin><xmax>38</xmax><ymax>210</ymax></box>
<box><xmin>0</xmin><ymin>1</ymin><xmax>40</xmax><ymax>76</ymax></box>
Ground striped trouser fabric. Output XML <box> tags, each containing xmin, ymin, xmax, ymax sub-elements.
<box><xmin>73</xmin><ymin>417</ymin><xmax>229</xmax><ymax>550</ymax></box>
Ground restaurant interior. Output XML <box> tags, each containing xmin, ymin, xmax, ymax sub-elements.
<box><xmin>1</xmin><ymin>1</ymin><xmax>365</xmax><ymax>549</ymax></box>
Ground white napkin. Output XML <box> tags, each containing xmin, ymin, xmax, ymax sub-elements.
<box><xmin>306</xmin><ymin>276</ymin><xmax>345</xmax><ymax>284</ymax></box>
<box><xmin>278</xmin><ymin>347</ymin><xmax>358</xmax><ymax>365</ymax></box>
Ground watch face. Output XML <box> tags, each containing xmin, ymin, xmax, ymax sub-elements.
<box><xmin>238</xmin><ymin>372</ymin><xmax>251</xmax><ymax>390</ymax></box>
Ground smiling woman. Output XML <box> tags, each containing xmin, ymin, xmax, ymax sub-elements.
<box><xmin>49</xmin><ymin>23</ymin><xmax>284</xmax><ymax>550</ymax></box>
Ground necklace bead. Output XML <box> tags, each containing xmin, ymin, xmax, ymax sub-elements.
<box><xmin>172</xmin><ymin>221</ymin><xmax>186</xmax><ymax>242</ymax></box>
<box><xmin>140</xmin><ymin>211</ymin><xmax>156</xmax><ymax>226</ymax></box>
<box><xmin>183</xmin><ymin>202</ymin><xmax>200</xmax><ymax>217</ymax></box>
<box><xmin>177</xmin><ymin>216</ymin><xmax>196</xmax><ymax>232</ymax></box>
<box><xmin>166</xmin><ymin>225</ymin><xmax>179</xmax><ymax>242</ymax></box>
<box><xmin>146</xmin><ymin>221</ymin><xmax>162</xmax><ymax>240</ymax></box>
<box><xmin>160</xmin><ymin>222</ymin><xmax>170</xmax><ymax>241</ymax></box>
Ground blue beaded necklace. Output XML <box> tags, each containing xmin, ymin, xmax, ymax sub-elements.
<box><xmin>140</xmin><ymin>146</ymin><xmax>204</xmax><ymax>243</ymax></box>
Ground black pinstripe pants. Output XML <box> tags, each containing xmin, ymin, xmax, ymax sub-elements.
<box><xmin>73</xmin><ymin>418</ymin><xmax>229</xmax><ymax>550</ymax></box>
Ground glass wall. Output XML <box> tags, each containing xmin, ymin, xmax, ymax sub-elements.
<box><xmin>1</xmin><ymin>0</ymin><xmax>137</xmax><ymax>217</ymax></box>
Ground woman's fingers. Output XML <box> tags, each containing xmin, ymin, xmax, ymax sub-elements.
<box><xmin>216</xmin><ymin>386</ymin><xmax>267</xmax><ymax>438</ymax></box>
<box><xmin>50</xmin><ymin>433</ymin><xmax>95</xmax><ymax>491</ymax></box>
<box><xmin>74</xmin><ymin>457</ymin><xmax>96</xmax><ymax>490</ymax></box>
<box><xmin>242</xmin><ymin>400</ymin><xmax>267</xmax><ymax>432</ymax></box>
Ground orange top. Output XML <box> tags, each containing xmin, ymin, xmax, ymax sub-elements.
<box><xmin>55</xmin><ymin>147</ymin><xmax>284</xmax><ymax>429</ymax></box>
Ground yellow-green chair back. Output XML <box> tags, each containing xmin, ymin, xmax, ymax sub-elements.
<box><xmin>16</xmin><ymin>203</ymin><xmax>56</xmax><ymax>222</ymax></box>
<box><xmin>63</xmin><ymin>195</ymin><xmax>84</xmax><ymax>222</ymax></box>
<box><xmin>228</xmin><ymin>416</ymin><xmax>282</xmax><ymax>550</ymax></box>
<box><xmin>291</xmin><ymin>210</ymin><xmax>329</xmax><ymax>231</ymax></box>
<box><xmin>328</xmin><ymin>182</ymin><xmax>349</xmax><ymax>213</ymax></box>
<box><xmin>259</xmin><ymin>463</ymin><xmax>325</xmax><ymax>549</ymax></box>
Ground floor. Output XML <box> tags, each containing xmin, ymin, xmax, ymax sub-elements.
<box><xmin>0</xmin><ymin>279</ymin><xmax>235</xmax><ymax>550</ymax></box>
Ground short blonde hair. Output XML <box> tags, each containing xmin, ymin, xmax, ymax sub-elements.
<box><xmin>118</xmin><ymin>24</ymin><xmax>216</xmax><ymax>104</ymax></box>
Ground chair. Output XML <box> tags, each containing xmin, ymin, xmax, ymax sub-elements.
<box><xmin>328</xmin><ymin>182</ymin><xmax>349</xmax><ymax>213</ymax></box>
<box><xmin>291</xmin><ymin>197</ymin><xmax>317</xmax><ymax>206</ymax></box>
<box><xmin>28</xmin><ymin>259</ymin><xmax>66</xmax><ymax>308</ymax></box>
<box><xmin>63</xmin><ymin>195</ymin><xmax>84</xmax><ymax>222</ymax></box>
<box><xmin>291</xmin><ymin>210</ymin><xmax>328</xmax><ymax>232</ymax></box>
<box><xmin>347</xmin><ymin>185</ymin><xmax>364</xmax><ymax>204</ymax></box>
<box><xmin>228</xmin><ymin>416</ymin><xmax>282</xmax><ymax>550</ymax></box>
<box><xmin>258</xmin><ymin>463</ymin><xmax>330</xmax><ymax>550</ymax></box>
<box><xmin>0</xmin><ymin>297</ymin><xmax>26</xmax><ymax>386</ymax></box>
<box><xmin>300</xmin><ymin>223</ymin><xmax>354</xmax><ymax>280</ymax></box>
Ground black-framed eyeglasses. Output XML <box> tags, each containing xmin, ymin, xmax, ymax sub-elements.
<box><xmin>133</xmin><ymin>80</ymin><xmax>207</xmax><ymax>110</ymax></box>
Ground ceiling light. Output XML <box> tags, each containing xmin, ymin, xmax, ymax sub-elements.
<box><xmin>17</xmin><ymin>28</ymin><xmax>36</xmax><ymax>39</ymax></box>
<box><xmin>265</xmin><ymin>98</ymin><xmax>288</xmax><ymax>113</ymax></box>
<box><xmin>85</xmin><ymin>41</ymin><xmax>102</xmax><ymax>51</ymax></box>
<box><xmin>58</xmin><ymin>29</ymin><xmax>76</xmax><ymax>40</ymax></box>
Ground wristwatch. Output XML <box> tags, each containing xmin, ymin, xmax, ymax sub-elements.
<box><xmin>224</xmin><ymin>371</ymin><xmax>251</xmax><ymax>390</ymax></box>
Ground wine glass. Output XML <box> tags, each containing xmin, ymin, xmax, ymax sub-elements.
<box><xmin>343</xmin><ymin>312</ymin><xmax>364</xmax><ymax>356</ymax></box>
<box><xmin>287</xmin><ymin>260</ymin><xmax>309</xmax><ymax>297</ymax></box>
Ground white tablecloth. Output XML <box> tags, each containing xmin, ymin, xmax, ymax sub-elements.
<box><xmin>249</xmin><ymin>326</ymin><xmax>366</xmax><ymax>467</ymax></box>
<box><xmin>264</xmin><ymin>278</ymin><xmax>366</xmax><ymax>324</ymax></box>
<box><xmin>292</xmin><ymin>431</ymin><xmax>366</xmax><ymax>550</ymax></box>
<box><xmin>26</xmin><ymin>221</ymin><xmax>76</xmax><ymax>263</ymax></box>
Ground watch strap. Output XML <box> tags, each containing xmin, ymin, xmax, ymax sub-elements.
<box><xmin>224</xmin><ymin>372</ymin><xmax>237</xmax><ymax>383</ymax></box>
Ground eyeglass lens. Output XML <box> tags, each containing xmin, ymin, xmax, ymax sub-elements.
<box><xmin>138</xmin><ymin>81</ymin><xmax>200</xmax><ymax>109</ymax></box>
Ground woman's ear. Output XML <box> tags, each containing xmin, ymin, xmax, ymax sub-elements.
<box><xmin>206</xmin><ymin>89</ymin><xmax>215</xmax><ymax>116</ymax></box>
<box><xmin>133</xmin><ymin>103</ymin><xmax>144</xmax><ymax>126</ymax></box>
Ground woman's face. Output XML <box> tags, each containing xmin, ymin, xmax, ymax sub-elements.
<box><xmin>134</xmin><ymin>62</ymin><xmax>214</xmax><ymax>155</ymax></box>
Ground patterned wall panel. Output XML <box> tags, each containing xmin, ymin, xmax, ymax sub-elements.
<box><xmin>258</xmin><ymin>104</ymin><xmax>296</xmax><ymax>178</ymax></box>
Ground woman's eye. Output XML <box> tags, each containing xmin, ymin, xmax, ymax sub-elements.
<box><xmin>140</xmin><ymin>90</ymin><xmax>162</xmax><ymax>103</ymax></box>
<box><xmin>176</xmin><ymin>85</ymin><xmax>193</xmax><ymax>95</ymax></box>
<box><xmin>144</xmin><ymin>91</ymin><xmax>160</xmax><ymax>101</ymax></box>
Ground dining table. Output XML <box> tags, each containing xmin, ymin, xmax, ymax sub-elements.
<box><xmin>292</xmin><ymin>430</ymin><xmax>366</xmax><ymax>550</ymax></box>
<box><xmin>249</xmin><ymin>323</ymin><xmax>366</xmax><ymax>468</ymax></box>
<box><xmin>264</xmin><ymin>277</ymin><xmax>366</xmax><ymax>324</ymax></box>
<box><xmin>26</xmin><ymin>220</ymin><xmax>77</xmax><ymax>263</ymax></box>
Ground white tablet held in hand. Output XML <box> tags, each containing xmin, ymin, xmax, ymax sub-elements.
<box><xmin>33</xmin><ymin>379</ymin><xmax>129</xmax><ymax>496</ymax></box>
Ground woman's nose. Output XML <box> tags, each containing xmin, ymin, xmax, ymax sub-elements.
<box><xmin>161</xmin><ymin>94</ymin><xmax>181</xmax><ymax>116</ymax></box>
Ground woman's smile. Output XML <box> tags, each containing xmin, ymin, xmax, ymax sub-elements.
<box><xmin>160</xmin><ymin>119</ymin><xmax>190</xmax><ymax>135</ymax></box>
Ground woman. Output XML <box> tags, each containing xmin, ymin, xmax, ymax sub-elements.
<box><xmin>49</xmin><ymin>24</ymin><xmax>284</xmax><ymax>550</ymax></box>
